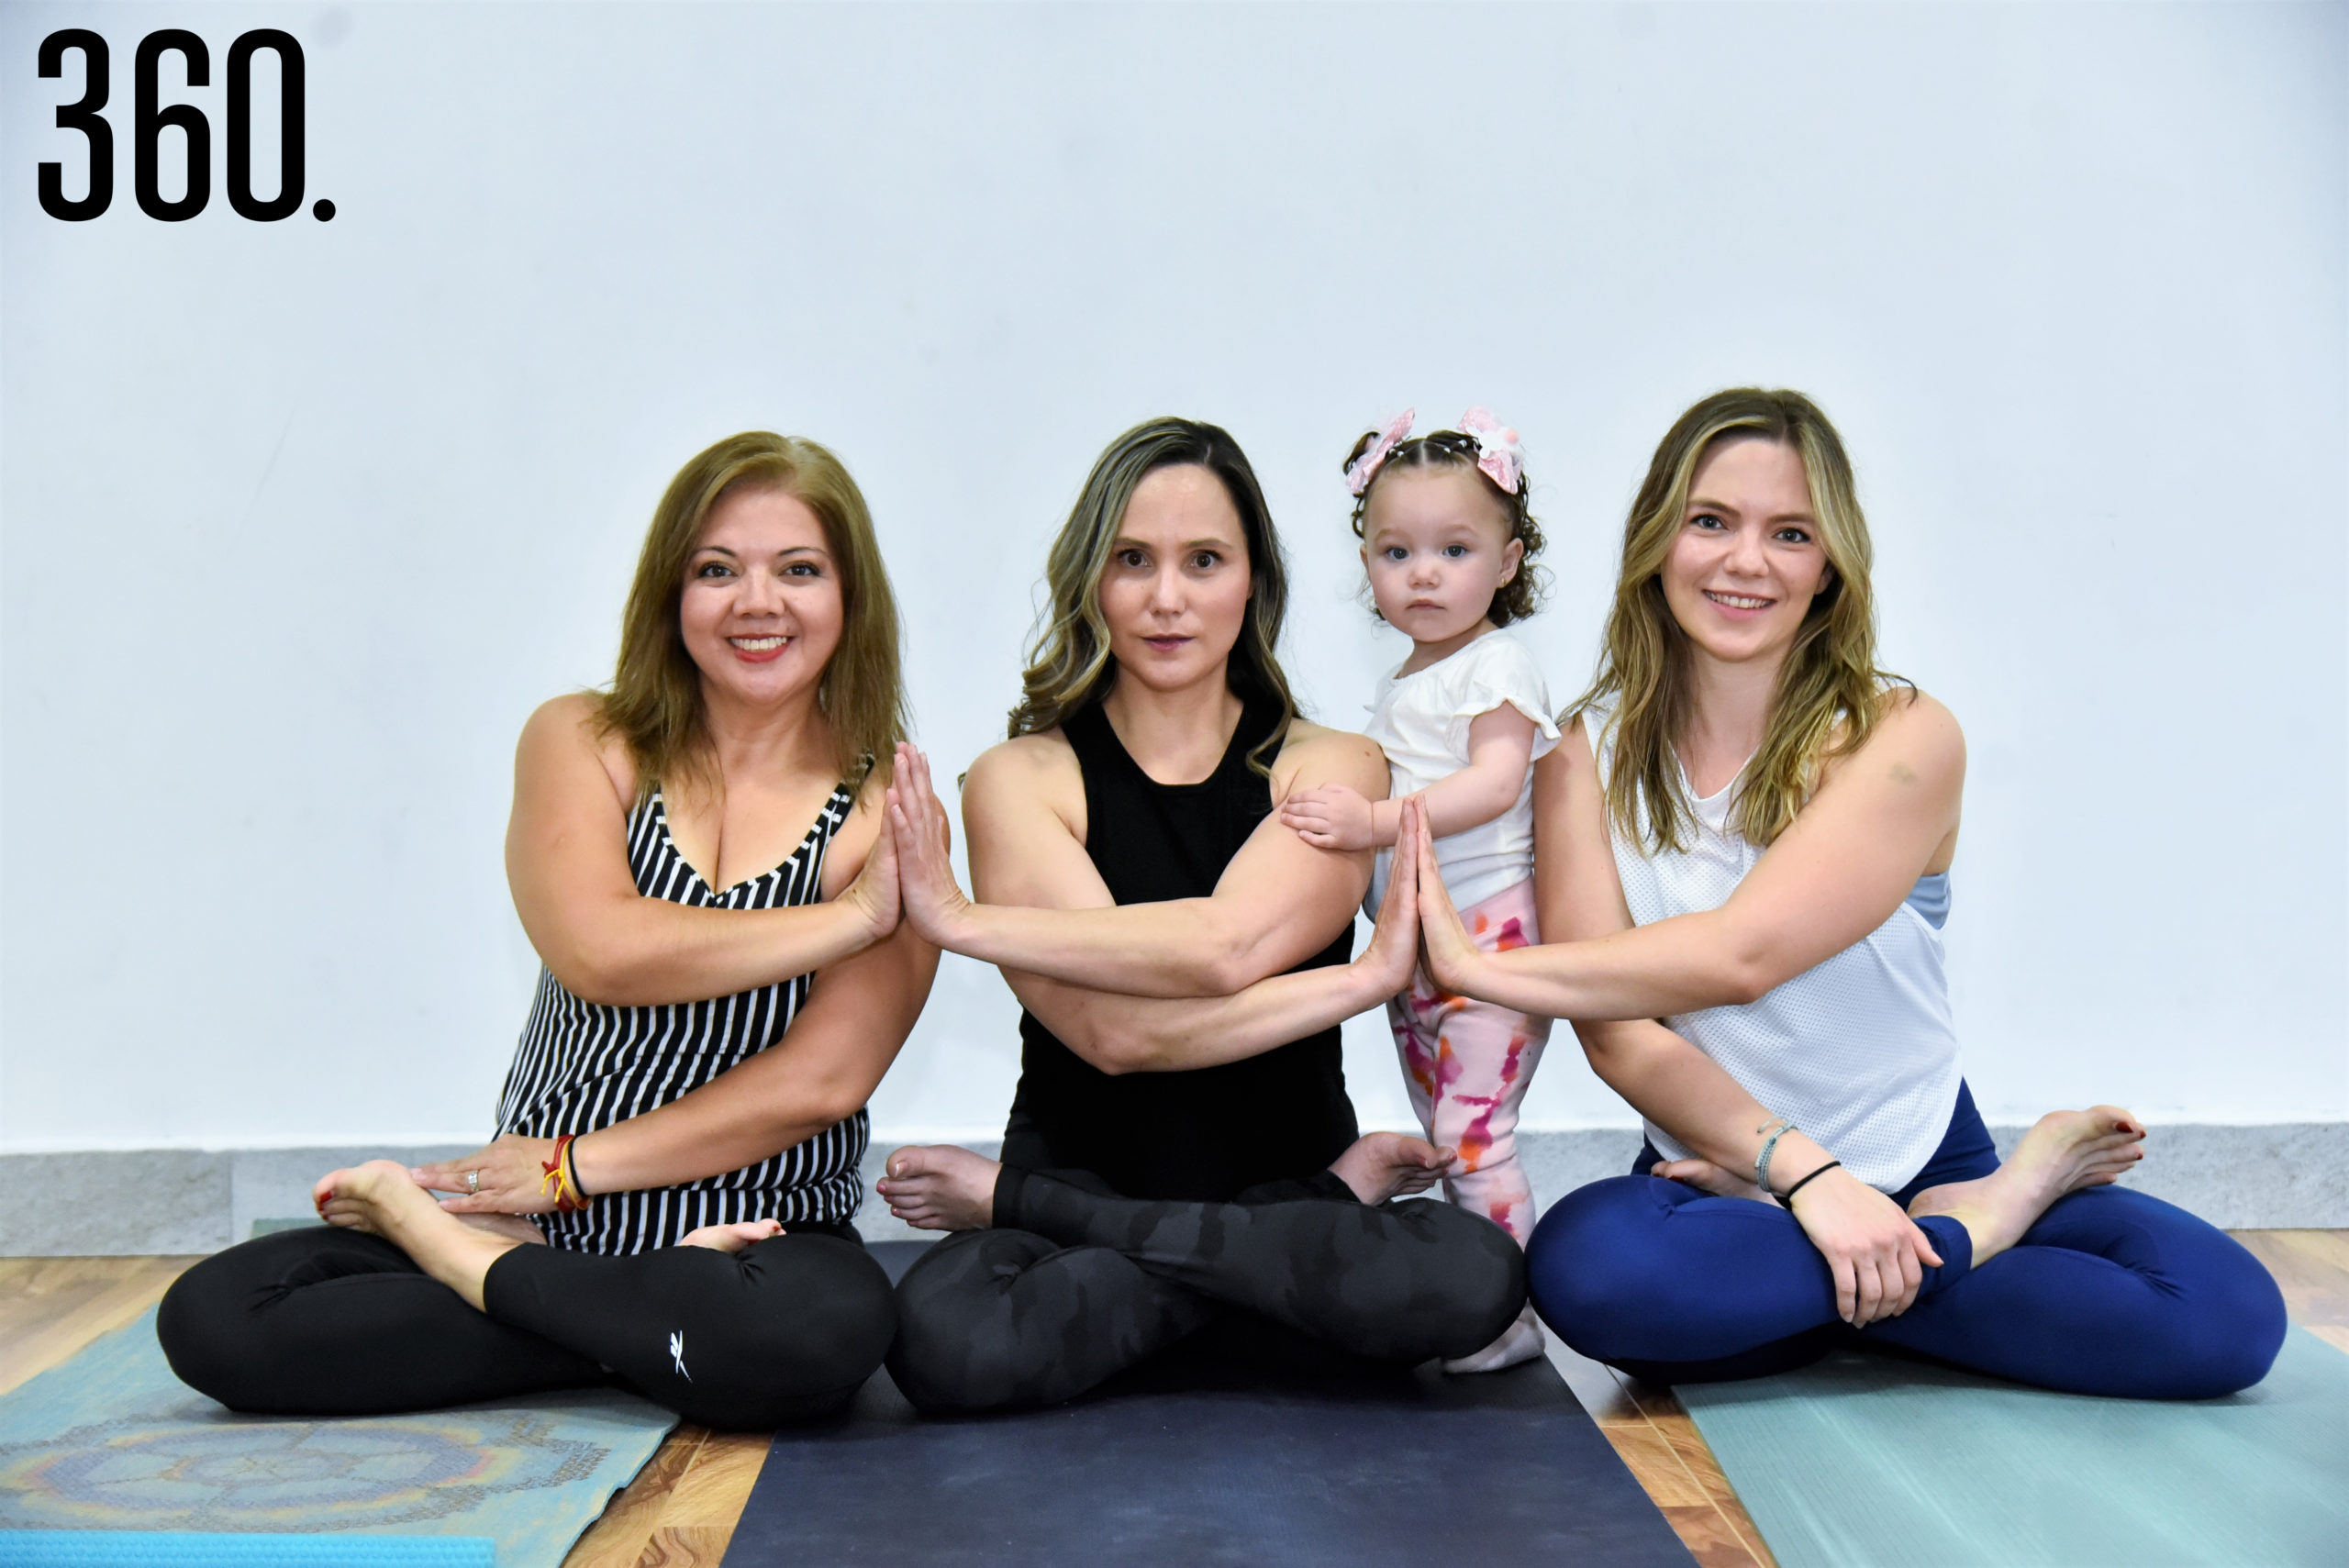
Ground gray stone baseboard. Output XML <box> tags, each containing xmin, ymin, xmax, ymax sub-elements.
<box><xmin>0</xmin><ymin>1146</ymin><xmax>475</xmax><ymax>1257</ymax></box>
<box><xmin>2</xmin><ymin>1125</ymin><xmax>2339</xmax><ymax>1257</ymax></box>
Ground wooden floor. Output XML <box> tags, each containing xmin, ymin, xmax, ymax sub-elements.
<box><xmin>6</xmin><ymin>1229</ymin><xmax>2343</xmax><ymax>1568</ymax></box>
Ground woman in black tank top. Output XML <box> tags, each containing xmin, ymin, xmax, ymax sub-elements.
<box><xmin>870</xmin><ymin>417</ymin><xmax>1525</xmax><ymax>1411</ymax></box>
<box><xmin>1005</xmin><ymin>689</ymin><xmax>1357</xmax><ymax>1200</ymax></box>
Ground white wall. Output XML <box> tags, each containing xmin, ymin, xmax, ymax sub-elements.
<box><xmin>2</xmin><ymin>1</ymin><xmax>2341</xmax><ymax>1152</ymax></box>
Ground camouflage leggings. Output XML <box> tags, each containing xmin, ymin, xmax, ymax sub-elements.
<box><xmin>887</xmin><ymin>1165</ymin><xmax>1525</xmax><ymax>1412</ymax></box>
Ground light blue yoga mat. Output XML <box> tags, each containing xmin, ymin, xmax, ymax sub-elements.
<box><xmin>1678</xmin><ymin>1327</ymin><xmax>2348</xmax><ymax>1568</ymax></box>
<box><xmin>0</xmin><ymin>1307</ymin><xmax>678</xmax><ymax>1567</ymax></box>
<box><xmin>0</xmin><ymin>1532</ymin><xmax>490</xmax><ymax>1566</ymax></box>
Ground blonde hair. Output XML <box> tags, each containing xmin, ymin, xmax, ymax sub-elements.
<box><xmin>598</xmin><ymin>431</ymin><xmax>908</xmax><ymax>801</ymax></box>
<box><xmin>1574</xmin><ymin>388</ymin><xmax>1899</xmax><ymax>852</ymax></box>
<box><xmin>1008</xmin><ymin>417</ymin><xmax>1298</xmax><ymax>773</ymax></box>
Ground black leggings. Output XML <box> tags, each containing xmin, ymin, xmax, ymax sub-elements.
<box><xmin>157</xmin><ymin>1222</ymin><xmax>896</xmax><ymax>1430</ymax></box>
<box><xmin>886</xmin><ymin>1167</ymin><xmax>1525</xmax><ymax>1413</ymax></box>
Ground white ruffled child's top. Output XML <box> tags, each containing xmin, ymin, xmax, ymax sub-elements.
<box><xmin>1364</xmin><ymin>628</ymin><xmax>1561</xmax><ymax>914</ymax></box>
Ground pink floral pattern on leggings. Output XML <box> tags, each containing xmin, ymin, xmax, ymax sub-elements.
<box><xmin>1389</xmin><ymin>879</ymin><xmax>1552</xmax><ymax>1243</ymax></box>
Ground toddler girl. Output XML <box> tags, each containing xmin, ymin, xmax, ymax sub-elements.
<box><xmin>1281</xmin><ymin>408</ymin><xmax>1557</xmax><ymax>1373</ymax></box>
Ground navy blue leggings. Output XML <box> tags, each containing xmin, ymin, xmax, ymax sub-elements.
<box><xmin>1526</xmin><ymin>1084</ymin><xmax>2287</xmax><ymax>1399</ymax></box>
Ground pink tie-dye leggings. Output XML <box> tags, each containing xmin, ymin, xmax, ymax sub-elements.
<box><xmin>1389</xmin><ymin>876</ymin><xmax>1552</xmax><ymax>1245</ymax></box>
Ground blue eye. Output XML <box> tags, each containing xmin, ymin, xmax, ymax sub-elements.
<box><xmin>1442</xmin><ymin>543</ymin><xmax>1468</xmax><ymax>558</ymax></box>
<box><xmin>1384</xmin><ymin>546</ymin><xmax>1408</xmax><ymax>562</ymax></box>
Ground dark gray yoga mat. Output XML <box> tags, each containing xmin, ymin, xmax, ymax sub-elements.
<box><xmin>1678</xmin><ymin>1327</ymin><xmax>2349</xmax><ymax>1568</ymax></box>
<box><xmin>730</xmin><ymin>1241</ymin><xmax>1692</xmax><ymax>1567</ymax></box>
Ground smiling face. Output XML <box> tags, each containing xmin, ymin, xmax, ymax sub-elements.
<box><xmin>677</xmin><ymin>484</ymin><xmax>844</xmax><ymax>709</ymax></box>
<box><xmin>1660</xmin><ymin>436</ymin><xmax>1833</xmax><ymax>671</ymax></box>
<box><xmin>1095</xmin><ymin>463</ymin><xmax>1253</xmax><ymax>696</ymax></box>
<box><xmin>1361</xmin><ymin>464</ymin><xmax>1522</xmax><ymax>660</ymax></box>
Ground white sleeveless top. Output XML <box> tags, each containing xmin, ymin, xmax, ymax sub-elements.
<box><xmin>1591</xmin><ymin>705</ymin><xmax>1962</xmax><ymax>1193</ymax></box>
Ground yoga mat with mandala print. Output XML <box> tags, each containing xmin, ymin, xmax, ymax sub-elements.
<box><xmin>0</xmin><ymin>1307</ymin><xmax>675</xmax><ymax>1568</ymax></box>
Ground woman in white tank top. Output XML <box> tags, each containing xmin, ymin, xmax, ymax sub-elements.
<box><xmin>1397</xmin><ymin>388</ymin><xmax>2282</xmax><ymax>1399</ymax></box>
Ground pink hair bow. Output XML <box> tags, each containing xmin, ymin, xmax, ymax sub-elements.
<box><xmin>1344</xmin><ymin>409</ymin><xmax>1416</xmax><ymax>496</ymax></box>
<box><xmin>1459</xmin><ymin>407</ymin><xmax>1523</xmax><ymax>495</ymax></box>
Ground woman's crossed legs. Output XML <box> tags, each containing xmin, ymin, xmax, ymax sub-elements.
<box><xmin>880</xmin><ymin>1135</ymin><xmax>1527</xmax><ymax>1412</ymax></box>
<box><xmin>1528</xmin><ymin>1111</ymin><xmax>2287</xmax><ymax>1399</ymax></box>
<box><xmin>159</xmin><ymin>1162</ymin><xmax>896</xmax><ymax>1429</ymax></box>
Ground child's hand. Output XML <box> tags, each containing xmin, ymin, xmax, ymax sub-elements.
<box><xmin>1280</xmin><ymin>784</ymin><xmax>1378</xmax><ymax>851</ymax></box>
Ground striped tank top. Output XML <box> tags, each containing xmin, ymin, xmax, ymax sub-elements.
<box><xmin>494</xmin><ymin>783</ymin><xmax>869</xmax><ymax>1252</ymax></box>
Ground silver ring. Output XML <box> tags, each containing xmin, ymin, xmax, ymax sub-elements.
<box><xmin>464</xmin><ymin>1170</ymin><xmax>480</xmax><ymax>1195</ymax></box>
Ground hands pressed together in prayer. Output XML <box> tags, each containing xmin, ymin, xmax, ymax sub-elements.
<box><xmin>880</xmin><ymin>744</ymin><xmax>979</xmax><ymax>951</ymax></box>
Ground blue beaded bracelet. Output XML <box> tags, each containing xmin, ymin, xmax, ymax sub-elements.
<box><xmin>1753</xmin><ymin>1118</ymin><xmax>1797</xmax><ymax>1195</ymax></box>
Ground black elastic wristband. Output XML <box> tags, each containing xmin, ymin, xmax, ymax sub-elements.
<box><xmin>1778</xmin><ymin>1160</ymin><xmax>1842</xmax><ymax>1206</ymax></box>
<box><xmin>563</xmin><ymin>1135</ymin><xmax>592</xmax><ymax>1199</ymax></box>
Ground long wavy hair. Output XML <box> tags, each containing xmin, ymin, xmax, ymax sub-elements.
<box><xmin>1008</xmin><ymin>417</ymin><xmax>1298</xmax><ymax>773</ymax></box>
<box><xmin>597</xmin><ymin>431</ymin><xmax>908</xmax><ymax>801</ymax></box>
<box><xmin>1574</xmin><ymin>388</ymin><xmax>1898</xmax><ymax>852</ymax></box>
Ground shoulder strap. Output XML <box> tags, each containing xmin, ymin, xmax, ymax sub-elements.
<box><xmin>1577</xmin><ymin>698</ymin><xmax>1617</xmax><ymax>790</ymax></box>
<box><xmin>1059</xmin><ymin>698</ymin><xmax>1126</xmax><ymax>777</ymax></box>
<box><xmin>1214</xmin><ymin>689</ymin><xmax>1286</xmax><ymax>784</ymax></box>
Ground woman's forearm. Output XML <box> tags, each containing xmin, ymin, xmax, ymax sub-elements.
<box><xmin>567</xmin><ymin>925</ymin><xmax>937</xmax><ymax>1192</ymax></box>
<box><xmin>537</xmin><ymin>895</ymin><xmax>882</xmax><ymax>1009</ymax></box>
<box><xmin>942</xmin><ymin>897</ymin><xmax>1315</xmax><ymax>1000</ymax></box>
<box><xmin>1577</xmin><ymin>1018</ymin><xmax>1833</xmax><ymax>1186</ymax></box>
<box><xmin>569</xmin><ymin>1078</ymin><xmax>843</xmax><ymax>1194</ymax></box>
<box><xmin>1019</xmin><ymin>952</ymin><xmax>1397</xmax><ymax>1074</ymax></box>
<box><xmin>1447</xmin><ymin>907</ymin><xmax>1762</xmax><ymax>1021</ymax></box>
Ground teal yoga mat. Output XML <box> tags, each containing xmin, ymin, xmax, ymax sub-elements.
<box><xmin>1678</xmin><ymin>1328</ymin><xmax>2348</xmax><ymax>1568</ymax></box>
<box><xmin>0</xmin><ymin>1533</ymin><xmax>490</xmax><ymax>1566</ymax></box>
<box><xmin>0</xmin><ymin>1307</ymin><xmax>677</xmax><ymax>1567</ymax></box>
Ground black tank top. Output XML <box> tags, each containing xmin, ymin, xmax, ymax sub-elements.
<box><xmin>1000</xmin><ymin>691</ymin><xmax>1360</xmax><ymax>1201</ymax></box>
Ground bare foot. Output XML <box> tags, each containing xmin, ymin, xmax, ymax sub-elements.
<box><xmin>313</xmin><ymin>1160</ymin><xmax>521</xmax><ymax>1310</ymax></box>
<box><xmin>1649</xmin><ymin>1157</ymin><xmax>1776</xmax><ymax>1204</ymax></box>
<box><xmin>680</xmin><ymin>1218</ymin><xmax>784</xmax><ymax>1253</ymax></box>
<box><xmin>453</xmin><ymin>1211</ymin><xmax>549</xmax><ymax>1247</ymax></box>
<box><xmin>1443</xmin><ymin>1305</ymin><xmax>1544</xmax><ymax>1375</ymax></box>
<box><xmin>874</xmin><ymin>1145</ymin><xmax>999</xmax><ymax>1230</ymax></box>
<box><xmin>1908</xmin><ymin>1106</ymin><xmax>2144</xmax><ymax>1267</ymax></box>
<box><xmin>1330</xmin><ymin>1131</ymin><xmax>1453</xmax><ymax>1206</ymax></box>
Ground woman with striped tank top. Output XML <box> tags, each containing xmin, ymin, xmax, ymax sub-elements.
<box><xmin>1410</xmin><ymin>389</ymin><xmax>2284</xmax><ymax>1399</ymax></box>
<box><xmin>159</xmin><ymin>433</ymin><xmax>937</xmax><ymax>1429</ymax></box>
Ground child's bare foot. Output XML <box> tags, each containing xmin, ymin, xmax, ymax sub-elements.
<box><xmin>875</xmin><ymin>1145</ymin><xmax>999</xmax><ymax>1230</ymax></box>
<box><xmin>680</xmin><ymin>1218</ymin><xmax>784</xmax><ymax>1253</ymax></box>
<box><xmin>312</xmin><ymin>1160</ymin><xmax>521</xmax><ymax>1311</ymax></box>
<box><xmin>1330</xmin><ymin>1131</ymin><xmax>1453</xmax><ymax>1206</ymax></box>
<box><xmin>1908</xmin><ymin>1106</ymin><xmax>2144</xmax><ymax>1267</ymax></box>
<box><xmin>1443</xmin><ymin>1304</ymin><xmax>1545</xmax><ymax>1375</ymax></box>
